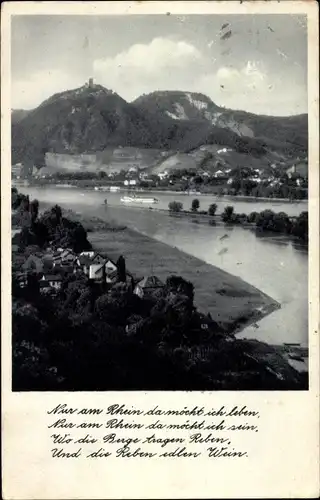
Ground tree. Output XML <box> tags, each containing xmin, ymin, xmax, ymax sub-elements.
<box><xmin>191</xmin><ymin>199</ymin><xmax>200</xmax><ymax>212</ymax></box>
<box><xmin>272</xmin><ymin>212</ymin><xmax>291</xmax><ymax>233</ymax></box>
<box><xmin>26</xmin><ymin>272</ymin><xmax>40</xmax><ymax>297</ymax></box>
<box><xmin>247</xmin><ymin>211</ymin><xmax>259</xmax><ymax>223</ymax></box>
<box><xmin>221</xmin><ymin>205</ymin><xmax>234</xmax><ymax>222</ymax></box>
<box><xmin>95</xmin><ymin>284</ymin><xmax>131</xmax><ymax>325</ymax></box>
<box><xmin>52</xmin><ymin>205</ymin><xmax>62</xmax><ymax>224</ymax></box>
<box><xmin>165</xmin><ymin>276</ymin><xmax>194</xmax><ymax>305</ymax></box>
<box><xmin>32</xmin><ymin>221</ymin><xmax>49</xmax><ymax>248</ymax></box>
<box><xmin>168</xmin><ymin>201</ymin><xmax>183</xmax><ymax>213</ymax></box>
<box><xmin>30</xmin><ymin>199</ymin><xmax>39</xmax><ymax>222</ymax></box>
<box><xmin>193</xmin><ymin>176</ymin><xmax>203</xmax><ymax>185</ymax></box>
<box><xmin>117</xmin><ymin>255</ymin><xmax>127</xmax><ymax>282</ymax></box>
<box><xmin>291</xmin><ymin>211</ymin><xmax>308</xmax><ymax>241</ymax></box>
<box><xmin>256</xmin><ymin>210</ymin><xmax>275</xmax><ymax>231</ymax></box>
<box><xmin>20</xmin><ymin>227</ymin><xmax>31</xmax><ymax>248</ymax></box>
<box><xmin>208</xmin><ymin>203</ymin><xmax>218</xmax><ymax>216</ymax></box>
<box><xmin>20</xmin><ymin>194</ymin><xmax>30</xmax><ymax>212</ymax></box>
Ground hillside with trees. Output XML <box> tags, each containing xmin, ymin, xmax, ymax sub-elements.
<box><xmin>134</xmin><ymin>91</ymin><xmax>308</xmax><ymax>154</ymax></box>
<box><xmin>12</xmin><ymin>84</ymin><xmax>307</xmax><ymax>167</ymax></box>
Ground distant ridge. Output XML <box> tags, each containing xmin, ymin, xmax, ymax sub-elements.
<box><xmin>11</xmin><ymin>81</ymin><xmax>307</xmax><ymax>166</ymax></box>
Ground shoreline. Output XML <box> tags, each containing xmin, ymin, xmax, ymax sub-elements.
<box><xmin>35</xmin><ymin>203</ymin><xmax>306</xmax><ymax>358</ymax></box>
<box><xmin>60</xmin><ymin>206</ymin><xmax>281</xmax><ymax>337</ymax></box>
<box><xmin>12</xmin><ymin>179</ymin><xmax>309</xmax><ymax>388</ymax></box>
<box><xmin>91</xmin><ymin>228</ymin><xmax>280</xmax><ymax>336</ymax></box>
<box><xmin>84</xmin><ymin>202</ymin><xmax>308</xmax><ymax>248</ymax></box>
<box><xmin>18</xmin><ymin>181</ymin><xmax>308</xmax><ymax>205</ymax></box>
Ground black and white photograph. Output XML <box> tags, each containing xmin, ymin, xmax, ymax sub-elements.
<box><xmin>10</xmin><ymin>11</ymin><xmax>309</xmax><ymax>392</ymax></box>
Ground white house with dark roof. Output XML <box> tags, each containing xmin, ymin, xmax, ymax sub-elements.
<box><xmin>76</xmin><ymin>252</ymin><xmax>107</xmax><ymax>275</ymax></box>
<box><xmin>88</xmin><ymin>257</ymin><xmax>134</xmax><ymax>285</ymax></box>
<box><xmin>76</xmin><ymin>254</ymin><xmax>96</xmax><ymax>275</ymax></box>
<box><xmin>133</xmin><ymin>276</ymin><xmax>164</xmax><ymax>299</ymax></box>
<box><xmin>89</xmin><ymin>263</ymin><xmax>116</xmax><ymax>283</ymax></box>
<box><xmin>89</xmin><ymin>258</ymin><xmax>116</xmax><ymax>283</ymax></box>
<box><xmin>105</xmin><ymin>259</ymin><xmax>117</xmax><ymax>275</ymax></box>
<box><xmin>79</xmin><ymin>251</ymin><xmax>95</xmax><ymax>259</ymax></box>
<box><xmin>89</xmin><ymin>263</ymin><xmax>105</xmax><ymax>281</ymax></box>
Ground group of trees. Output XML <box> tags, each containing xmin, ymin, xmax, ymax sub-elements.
<box><xmin>46</xmin><ymin>171</ymin><xmax>110</xmax><ymax>181</ymax></box>
<box><xmin>166</xmin><ymin>164</ymin><xmax>307</xmax><ymax>199</ymax></box>
<box><xmin>166</xmin><ymin>196</ymin><xmax>308</xmax><ymax>242</ymax></box>
<box><xmin>32</xmin><ymin>164</ymin><xmax>308</xmax><ymax>201</ymax></box>
<box><xmin>254</xmin><ymin>210</ymin><xmax>308</xmax><ymax>241</ymax></box>
<box><xmin>12</xmin><ymin>187</ymin><xmax>30</xmax><ymax>210</ymax></box>
<box><xmin>162</xmin><ymin>166</ymin><xmax>308</xmax><ymax>201</ymax></box>
<box><xmin>39</xmin><ymin>205</ymin><xmax>92</xmax><ymax>252</ymax></box>
<box><xmin>168</xmin><ymin>199</ymin><xmax>217</xmax><ymax>216</ymax></box>
<box><xmin>168</xmin><ymin>201</ymin><xmax>183</xmax><ymax>213</ymax></box>
<box><xmin>221</xmin><ymin>206</ymin><xmax>308</xmax><ymax>242</ymax></box>
<box><xmin>12</xmin><ymin>259</ymin><xmax>305</xmax><ymax>391</ymax></box>
<box><xmin>12</xmin><ymin>264</ymin><xmax>225</xmax><ymax>390</ymax></box>
<box><xmin>12</xmin><ymin>191</ymin><xmax>307</xmax><ymax>391</ymax></box>
<box><xmin>12</xmin><ymin>188</ymin><xmax>92</xmax><ymax>252</ymax></box>
<box><xmin>220</xmin><ymin>168</ymin><xmax>308</xmax><ymax>200</ymax></box>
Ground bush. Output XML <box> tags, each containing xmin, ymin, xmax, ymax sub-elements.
<box><xmin>208</xmin><ymin>203</ymin><xmax>218</xmax><ymax>216</ymax></box>
<box><xmin>247</xmin><ymin>211</ymin><xmax>260</xmax><ymax>223</ymax></box>
<box><xmin>238</xmin><ymin>213</ymin><xmax>248</xmax><ymax>224</ymax></box>
<box><xmin>191</xmin><ymin>199</ymin><xmax>200</xmax><ymax>212</ymax></box>
<box><xmin>256</xmin><ymin>210</ymin><xmax>275</xmax><ymax>230</ymax></box>
<box><xmin>291</xmin><ymin>211</ymin><xmax>308</xmax><ymax>241</ymax></box>
<box><xmin>221</xmin><ymin>205</ymin><xmax>234</xmax><ymax>222</ymax></box>
<box><xmin>168</xmin><ymin>201</ymin><xmax>183</xmax><ymax>213</ymax></box>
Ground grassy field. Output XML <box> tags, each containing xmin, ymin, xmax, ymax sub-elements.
<box><xmin>89</xmin><ymin>227</ymin><xmax>279</xmax><ymax>334</ymax></box>
<box><xmin>54</xmin><ymin>206</ymin><xmax>280</xmax><ymax>334</ymax></box>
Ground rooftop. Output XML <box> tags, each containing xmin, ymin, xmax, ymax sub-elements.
<box><xmin>43</xmin><ymin>274</ymin><xmax>62</xmax><ymax>281</ymax></box>
<box><xmin>137</xmin><ymin>276</ymin><xmax>164</xmax><ymax>289</ymax></box>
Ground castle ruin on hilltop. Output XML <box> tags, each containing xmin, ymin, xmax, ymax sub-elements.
<box><xmin>85</xmin><ymin>77</ymin><xmax>94</xmax><ymax>89</ymax></box>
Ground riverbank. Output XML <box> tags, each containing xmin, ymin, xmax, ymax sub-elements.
<box><xmin>60</xmin><ymin>207</ymin><xmax>280</xmax><ymax>335</ymax></box>
<box><xmin>92</xmin><ymin>230</ymin><xmax>280</xmax><ymax>334</ymax></box>
<box><xmin>65</xmin><ymin>209</ymin><xmax>308</xmax><ymax>377</ymax></box>
<box><xmin>77</xmin><ymin>201</ymin><xmax>308</xmax><ymax>247</ymax></box>
<box><xmin>12</xmin><ymin>188</ymin><xmax>308</xmax><ymax>391</ymax></box>
<box><xmin>143</xmin><ymin>189</ymin><xmax>308</xmax><ymax>204</ymax></box>
<box><xmin>21</xmin><ymin>180</ymin><xmax>309</xmax><ymax>205</ymax></box>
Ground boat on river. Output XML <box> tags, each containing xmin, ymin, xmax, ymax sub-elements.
<box><xmin>120</xmin><ymin>195</ymin><xmax>159</xmax><ymax>204</ymax></box>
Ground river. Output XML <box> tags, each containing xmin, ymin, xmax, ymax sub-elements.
<box><xmin>18</xmin><ymin>185</ymin><xmax>308</xmax><ymax>347</ymax></box>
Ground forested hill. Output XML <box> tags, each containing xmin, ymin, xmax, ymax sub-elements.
<box><xmin>12</xmin><ymin>84</ymin><xmax>307</xmax><ymax>165</ymax></box>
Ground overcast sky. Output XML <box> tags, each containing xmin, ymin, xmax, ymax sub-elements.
<box><xmin>11</xmin><ymin>14</ymin><xmax>307</xmax><ymax>116</ymax></box>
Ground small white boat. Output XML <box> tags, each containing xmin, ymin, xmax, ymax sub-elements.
<box><xmin>120</xmin><ymin>195</ymin><xmax>159</xmax><ymax>204</ymax></box>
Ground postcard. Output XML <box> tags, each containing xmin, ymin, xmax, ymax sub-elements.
<box><xmin>1</xmin><ymin>1</ymin><xmax>319</xmax><ymax>498</ymax></box>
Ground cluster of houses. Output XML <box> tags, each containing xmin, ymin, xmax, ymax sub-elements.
<box><xmin>13</xmin><ymin>245</ymin><xmax>166</xmax><ymax>299</ymax></box>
